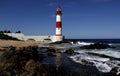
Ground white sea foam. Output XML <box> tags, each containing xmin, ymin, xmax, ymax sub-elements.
<box><xmin>76</xmin><ymin>41</ymin><xmax>94</xmax><ymax>46</ymax></box>
<box><xmin>70</xmin><ymin>50</ymin><xmax>120</xmax><ymax>73</ymax></box>
<box><xmin>69</xmin><ymin>42</ymin><xmax>120</xmax><ymax>73</ymax></box>
<box><xmin>70</xmin><ymin>41</ymin><xmax>93</xmax><ymax>46</ymax></box>
<box><xmin>90</xmin><ymin>49</ymin><xmax>120</xmax><ymax>58</ymax></box>
<box><xmin>94</xmin><ymin>62</ymin><xmax>112</xmax><ymax>72</ymax></box>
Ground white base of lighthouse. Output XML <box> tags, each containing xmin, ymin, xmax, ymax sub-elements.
<box><xmin>51</xmin><ymin>35</ymin><xmax>64</xmax><ymax>42</ymax></box>
<box><xmin>56</xmin><ymin>28</ymin><xmax>62</xmax><ymax>36</ymax></box>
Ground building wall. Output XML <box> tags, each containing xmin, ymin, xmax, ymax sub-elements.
<box><xmin>25</xmin><ymin>36</ymin><xmax>51</xmax><ymax>41</ymax></box>
<box><xmin>4</xmin><ymin>33</ymin><xmax>25</xmax><ymax>40</ymax></box>
<box><xmin>4</xmin><ymin>33</ymin><xmax>63</xmax><ymax>42</ymax></box>
<box><xmin>51</xmin><ymin>35</ymin><xmax>64</xmax><ymax>42</ymax></box>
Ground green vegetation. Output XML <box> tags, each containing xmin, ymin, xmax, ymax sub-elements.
<box><xmin>0</xmin><ymin>30</ymin><xmax>21</xmax><ymax>40</ymax></box>
<box><xmin>0</xmin><ymin>33</ymin><xmax>19</xmax><ymax>40</ymax></box>
<box><xmin>0</xmin><ymin>30</ymin><xmax>11</xmax><ymax>33</ymax></box>
<box><xmin>15</xmin><ymin>30</ymin><xmax>21</xmax><ymax>33</ymax></box>
<box><xmin>0</xmin><ymin>30</ymin><xmax>21</xmax><ymax>33</ymax></box>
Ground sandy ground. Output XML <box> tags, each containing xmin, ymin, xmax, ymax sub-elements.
<box><xmin>0</xmin><ymin>40</ymin><xmax>46</xmax><ymax>50</ymax></box>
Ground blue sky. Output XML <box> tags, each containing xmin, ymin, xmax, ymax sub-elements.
<box><xmin>0</xmin><ymin>0</ymin><xmax>120</xmax><ymax>39</ymax></box>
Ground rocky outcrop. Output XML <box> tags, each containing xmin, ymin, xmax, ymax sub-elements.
<box><xmin>0</xmin><ymin>46</ymin><xmax>42</xmax><ymax>76</ymax></box>
<box><xmin>109</xmin><ymin>67</ymin><xmax>118</xmax><ymax>76</ymax></box>
<box><xmin>80</xmin><ymin>43</ymin><xmax>115</xmax><ymax>49</ymax></box>
<box><xmin>103</xmin><ymin>67</ymin><xmax>120</xmax><ymax>76</ymax></box>
<box><xmin>0</xmin><ymin>46</ymin><xmax>40</xmax><ymax>63</ymax></box>
<box><xmin>65</xmin><ymin>49</ymin><xmax>75</xmax><ymax>55</ymax></box>
<box><xmin>0</xmin><ymin>46</ymin><xmax>74</xmax><ymax>76</ymax></box>
<box><xmin>47</xmin><ymin>48</ymin><xmax>56</xmax><ymax>53</ymax></box>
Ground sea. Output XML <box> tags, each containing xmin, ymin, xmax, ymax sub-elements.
<box><xmin>66</xmin><ymin>39</ymin><xmax>120</xmax><ymax>74</ymax></box>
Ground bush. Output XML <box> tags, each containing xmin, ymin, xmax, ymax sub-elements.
<box><xmin>0</xmin><ymin>33</ymin><xmax>19</xmax><ymax>40</ymax></box>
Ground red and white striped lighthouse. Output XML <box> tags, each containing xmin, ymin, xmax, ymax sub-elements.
<box><xmin>56</xmin><ymin>6</ymin><xmax>62</xmax><ymax>36</ymax></box>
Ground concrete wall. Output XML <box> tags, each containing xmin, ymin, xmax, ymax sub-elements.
<box><xmin>4</xmin><ymin>33</ymin><xmax>25</xmax><ymax>40</ymax></box>
<box><xmin>4</xmin><ymin>33</ymin><xmax>63</xmax><ymax>42</ymax></box>
<box><xmin>25</xmin><ymin>36</ymin><xmax>51</xmax><ymax>41</ymax></box>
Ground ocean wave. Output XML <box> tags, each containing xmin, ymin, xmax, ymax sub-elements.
<box><xmin>70</xmin><ymin>50</ymin><xmax>120</xmax><ymax>73</ymax></box>
<box><xmin>70</xmin><ymin>41</ymin><xmax>94</xmax><ymax>46</ymax></box>
<box><xmin>90</xmin><ymin>49</ymin><xmax>120</xmax><ymax>58</ymax></box>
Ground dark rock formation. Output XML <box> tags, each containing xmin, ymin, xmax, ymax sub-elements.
<box><xmin>47</xmin><ymin>48</ymin><xmax>57</xmax><ymax>56</ymax></box>
<box><xmin>103</xmin><ymin>67</ymin><xmax>120</xmax><ymax>76</ymax></box>
<box><xmin>47</xmin><ymin>48</ymin><xmax>56</xmax><ymax>53</ymax></box>
<box><xmin>107</xmin><ymin>67</ymin><xmax>118</xmax><ymax>76</ymax></box>
<box><xmin>65</xmin><ymin>49</ymin><xmax>75</xmax><ymax>55</ymax></box>
<box><xmin>80</xmin><ymin>43</ymin><xmax>115</xmax><ymax>49</ymax></box>
<box><xmin>0</xmin><ymin>46</ymin><xmax>74</xmax><ymax>76</ymax></box>
<box><xmin>0</xmin><ymin>46</ymin><xmax>43</xmax><ymax>76</ymax></box>
<box><xmin>0</xmin><ymin>46</ymin><xmax>40</xmax><ymax>63</ymax></box>
<box><xmin>51</xmin><ymin>40</ymin><xmax>69</xmax><ymax>44</ymax></box>
<box><xmin>47</xmin><ymin>52</ymin><xmax>56</xmax><ymax>56</ymax></box>
<box><xmin>118</xmin><ymin>73</ymin><xmax>120</xmax><ymax>76</ymax></box>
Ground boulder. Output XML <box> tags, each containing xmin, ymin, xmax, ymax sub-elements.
<box><xmin>108</xmin><ymin>67</ymin><xmax>118</xmax><ymax>76</ymax></box>
<box><xmin>118</xmin><ymin>73</ymin><xmax>120</xmax><ymax>76</ymax></box>
<box><xmin>47</xmin><ymin>48</ymin><xmax>56</xmax><ymax>53</ymax></box>
<box><xmin>25</xmin><ymin>59</ymin><xmax>37</xmax><ymax>73</ymax></box>
<box><xmin>47</xmin><ymin>52</ymin><xmax>56</xmax><ymax>56</ymax></box>
<box><xmin>80</xmin><ymin>43</ymin><xmax>115</xmax><ymax>49</ymax></box>
<box><xmin>0</xmin><ymin>46</ymin><xmax>75</xmax><ymax>76</ymax></box>
<box><xmin>0</xmin><ymin>47</ymin><xmax>41</xmax><ymax>63</ymax></box>
<box><xmin>0</xmin><ymin>46</ymin><xmax>44</xmax><ymax>76</ymax></box>
<box><xmin>65</xmin><ymin>49</ymin><xmax>75</xmax><ymax>55</ymax></box>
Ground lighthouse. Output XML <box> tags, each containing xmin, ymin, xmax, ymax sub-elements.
<box><xmin>52</xmin><ymin>6</ymin><xmax>64</xmax><ymax>42</ymax></box>
<box><xmin>4</xmin><ymin>6</ymin><xmax>64</xmax><ymax>42</ymax></box>
<box><xmin>56</xmin><ymin>6</ymin><xmax>62</xmax><ymax>36</ymax></box>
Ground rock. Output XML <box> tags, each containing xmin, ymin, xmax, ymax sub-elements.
<box><xmin>0</xmin><ymin>46</ymin><xmax>75</xmax><ymax>76</ymax></box>
<box><xmin>65</xmin><ymin>49</ymin><xmax>75</xmax><ymax>55</ymax></box>
<box><xmin>51</xmin><ymin>40</ymin><xmax>69</xmax><ymax>44</ymax></box>
<box><xmin>118</xmin><ymin>73</ymin><xmax>120</xmax><ymax>76</ymax></box>
<box><xmin>0</xmin><ymin>71</ymin><xmax>11</xmax><ymax>76</ymax></box>
<box><xmin>47</xmin><ymin>48</ymin><xmax>56</xmax><ymax>53</ymax></box>
<box><xmin>0</xmin><ymin>47</ymin><xmax>41</xmax><ymax>63</ymax></box>
<box><xmin>0</xmin><ymin>46</ymin><xmax>44</xmax><ymax>76</ymax></box>
<box><xmin>25</xmin><ymin>59</ymin><xmax>37</xmax><ymax>73</ymax></box>
<box><xmin>81</xmin><ymin>59</ymin><xmax>94</xmax><ymax>65</ymax></box>
<box><xmin>80</xmin><ymin>43</ymin><xmax>115</xmax><ymax>49</ymax></box>
<box><xmin>56</xmin><ymin>65</ymin><xmax>66</xmax><ymax>76</ymax></box>
<box><xmin>1</xmin><ymin>46</ymin><xmax>100</xmax><ymax>76</ymax></box>
<box><xmin>47</xmin><ymin>52</ymin><xmax>56</xmax><ymax>56</ymax></box>
<box><xmin>46</xmin><ymin>48</ymin><xmax>57</xmax><ymax>56</ymax></box>
<box><xmin>8</xmin><ymin>46</ymin><xmax>17</xmax><ymax>50</ymax></box>
<box><xmin>108</xmin><ymin>67</ymin><xmax>118</xmax><ymax>76</ymax></box>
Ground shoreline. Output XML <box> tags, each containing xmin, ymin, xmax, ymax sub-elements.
<box><xmin>0</xmin><ymin>40</ymin><xmax>51</xmax><ymax>51</ymax></box>
<box><xmin>0</xmin><ymin>40</ymin><xmax>119</xmax><ymax>76</ymax></box>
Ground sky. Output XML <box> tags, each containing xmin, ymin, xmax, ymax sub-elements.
<box><xmin>0</xmin><ymin>0</ymin><xmax>120</xmax><ymax>39</ymax></box>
